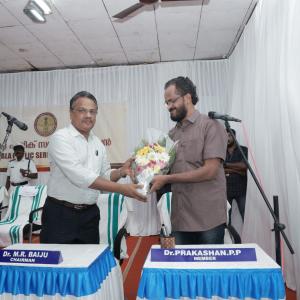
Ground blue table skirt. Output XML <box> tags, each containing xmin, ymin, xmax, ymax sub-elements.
<box><xmin>0</xmin><ymin>247</ymin><xmax>116</xmax><ymax>297</ymax></box>
<box><xmin>137</xmin><ymin>268</ymin><xmax>285</xmax><ymax>300</ymax></box>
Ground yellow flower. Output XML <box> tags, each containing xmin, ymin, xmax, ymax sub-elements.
<box><xmin>153</xmin><ymin>165</ymin><xmax>160</xmax><ymax>174</ymax></box>
<box><xmin>137</xmin><ymin>146</ymin><xmax>150</xmax><ymax>156</ymax></box>
<box><xmin>153</xmin><ymin>143</ymin><xmax>165</xmax><ymax>153</ymax></box>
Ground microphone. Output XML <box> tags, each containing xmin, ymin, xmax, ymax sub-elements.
<box><xmin>208</xmin><ymin>111</ymin><xmax>241</xmax><ymax>123</ymax></box>
<box><xmin>1</xmin><ymin>112</ymin><xmax>28</xmax><ymax>130</ymax></box>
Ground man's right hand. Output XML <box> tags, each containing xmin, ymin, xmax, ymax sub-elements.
<box><xmin>121</xmin><ymin>184</ymin><xmax>147</xmax><ymax>202</ymax></box>
<box><xmin>20</xmin><ymin>169</ymin><xmax>28</xmax><ymax>177</ymax></box>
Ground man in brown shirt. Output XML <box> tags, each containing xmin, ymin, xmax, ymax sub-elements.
<box><xmin>151</xmin><ymin>76</ymin><xmax>228</xmax><ymax>244</ymax></box>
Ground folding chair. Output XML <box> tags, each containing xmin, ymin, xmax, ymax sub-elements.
<box><xmin>97</xmin><ymin>192</ymin><xmax>129</xmax><ymax>263</ymax></box>
<box><xmin>0</xmin><ymin>185</ymin><xmax>47</xmax><ymax>247</ymax></box>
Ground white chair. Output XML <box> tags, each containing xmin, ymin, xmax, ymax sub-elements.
<box><xmin>0</xmin><ymin>185</ymin><xmax>47</xmax><ymax>247</ymax></box>
<box><xmin>225</xmin><ymin>201</ymin><xmax>242</xmax><ymax>244</ymax></box>
<box><xmin>125</xmin><ymin>192</ymin><xmax>161</xmax><ymax>236</ymax></box>
<box><xmin>157</xmin><ymin>192</ymin><xmax>240</xmax><ymax>244</ymax></box>
<box><xmin>157</xmin><ymin>192</ymin><xmax>172</xmax><ymax>236</ymax></box>
<box><xmin>0</xmin><ymin>186</ymin><xmax>9</xmax><ymax>220</ymax></box>
<box><xmin>97</xmin><ymin>192</ymin><xmax>128</xmax><ymax>262</ymax></box>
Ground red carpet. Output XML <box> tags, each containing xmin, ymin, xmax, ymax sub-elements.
<box><xmin>122</xmin><ymin>236</ymin><xmax>160</xmax><ymax>300</ymax></box>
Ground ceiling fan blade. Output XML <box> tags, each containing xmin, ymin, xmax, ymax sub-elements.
<box><xmin>112</xmin><ymin>3</ymin><xmax>144</xmax><ymax>19</ymax></box>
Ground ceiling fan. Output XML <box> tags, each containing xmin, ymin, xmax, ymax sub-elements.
<box><xmin>112</xmin><ymin>0</ymin><xmax>209</xmax><ymax>19</ymax></box>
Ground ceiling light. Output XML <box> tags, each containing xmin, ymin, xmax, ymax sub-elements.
<box><xmin>23</xmin><ymin>2</ymin><xmax>46</xmax><ymax>23</ymax></box>
<box><xmin>29</xmin><ymin>8</ymin><xmax>46</xmax><ymax>22</ymax></box>
<box><xmin>23</xmin><ymin>0</ymin><xmax>49</xmax><ymax>23</ymax></box>
<box><xmin>32</xmin><ymin>0</ymin><xmax>52</xmax><ymax>15</ymax></box>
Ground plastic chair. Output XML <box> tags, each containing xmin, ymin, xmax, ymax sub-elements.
<box><xmin>157</xmin><ymin>192</ymin><xmax>240</xmax><ymax>244</ymax></box>
<box><xmin>0</xmin><ymin>185</ymin><xmax>47</xmax><ymax>247</ymax></box>
<box><xmin>0</xmin><ymin>186</ymin><xmax>9</xmax><ymax>220</ymax></box>
<box><xmin>157</xmin><ymin>192</ymin><xmax>172</xmax><ymax>236</ymax></box>
<box><xmin>97</xmin><ymin>192</ymin><xmax>129</xmax><ymax>263</ymax></box>
<box><xmin>225</xmin><ymin>201</ymin><xmax>242</xmax><ymax>243</ymax></box>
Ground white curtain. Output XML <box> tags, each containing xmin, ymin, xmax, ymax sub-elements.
<box><xmin>0</xmin><ymin>60</ymin><xmax>228</xmax><ymax>235</ymax></box>
<box><xmin>227</xmin><ymin>0</ymin><xmax>300</xmax><ymax>295</ymax></box>
<box><xmin>0</xmin><ymin>60</ymin><xmax>228</xmax><ymax>156</ymax></box>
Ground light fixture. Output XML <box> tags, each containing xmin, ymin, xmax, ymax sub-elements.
<box><xmin>32</xmin><ymin>0</ymin><xmax>52</xmax><ymax>15</ymax></box>
<box><xmin>23</xmin><ymin>0</ymin><xmax>52</xmax><ymax>24</ymax></box>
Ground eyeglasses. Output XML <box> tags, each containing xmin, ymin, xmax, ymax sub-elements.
<box><xmin>72</xmin><ymin>108</ymin><xmax>98</xmax><ymax>116</ymax></box>
<box><xmin>165</xmin><ymin>94</ymin><xmax>185</xmax><ymax>107</ymax></box>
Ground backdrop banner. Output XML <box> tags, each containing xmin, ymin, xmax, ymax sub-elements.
<box><xmin>0</xmin><ymin>103</ymin><xmax>127</xmax><ymax>172</ymax></box>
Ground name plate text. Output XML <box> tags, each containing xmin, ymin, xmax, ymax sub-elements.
<box><xmin>0</xmin><ymin>249</ymin><xmax>63</xmax><ymax>264</ymax></box>
<box><xmin>151</xmin><ymin>248</ymin><xmax>257</xmax><ymax>262</ymax></box>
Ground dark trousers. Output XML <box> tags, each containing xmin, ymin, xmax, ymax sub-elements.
<box><xmin>173</xmin><ymin>223</ymin><xmax>226</xmax><ymax>245</ymax></box>
<box><xmin>228</xmin><ymin>194</ymin><xmax>246</xmax><ymax>222</ymax></box>
<box><xmin>40</xmin><ymin>197</ymin><xmax>100</xmax><ymax>244</ymax></box>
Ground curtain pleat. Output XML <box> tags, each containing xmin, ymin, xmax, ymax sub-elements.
<box><xmin>0</xmin><ymin>60</ymin><xmax>227</xmax><ymax>155</ymax></box>
<box><xmin>227</xmin><ymin>0</ymin><xmax>300</xmax><ymax>295</ymax></box>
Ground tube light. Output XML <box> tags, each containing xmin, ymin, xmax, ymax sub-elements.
<box><xmin>32</xmin><ymin>0</ymin><xmax>52</xmax><ymax>15</ymax></box>
<box><xmin>23</xmin><ymin>1</ymin><xmax>46</xmax><ymax>23</ymax></box>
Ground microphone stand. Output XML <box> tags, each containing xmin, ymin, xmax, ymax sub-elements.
<box><xmin>224</xmin><ymin>121</ymin><xmax>294</xmax><ymax>263</ymax></box>
<box><xmin>0</xmin><ymin>119</ymin><xmax>14</xmax><ymax>160</ymax></box>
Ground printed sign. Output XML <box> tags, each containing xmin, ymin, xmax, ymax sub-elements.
<box><xmin>0</xmin><ymin>103</ymin><xmax>128</xmax><ymax>172</ymax></box>
<box><xmin>0</xmin><ymin>249</ymin><xmax>63</xmax><ymax>264</ymax></box>
<box><xmin>151</xmin><ymin>248</ymin><xmax>257</xmax><ymax>262</ymax></box>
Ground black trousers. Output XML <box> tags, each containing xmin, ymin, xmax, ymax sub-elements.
<box><xmin>173</xmin><ymin>223</ymin><xmax>226</xmax><ymax>245</ymax></box>
<box><xmin>40</xmin><ymin>197</ymin><xmax>100</xmax><ymax>244</ymax></box>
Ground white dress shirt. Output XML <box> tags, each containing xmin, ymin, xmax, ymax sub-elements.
<box><xmin>6</xmin><ymin>157</ymin><xmax>37</xmax><ymax>184</ymax></box>
<box><xmin>47</xmin><ymin>124</ymin><xmax>112</xmax><ymax>205</ymax></box>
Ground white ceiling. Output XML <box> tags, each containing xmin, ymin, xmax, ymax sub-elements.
<box><xmin>0</xmin><ymin>0</ymin><xmax>257</xmax><ymax>73</ymax></box>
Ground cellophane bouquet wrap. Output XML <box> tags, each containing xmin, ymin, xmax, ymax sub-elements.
<box><xmin>132</xmin><ymin>129</ymin><xmax>177</xmax><ymax>195</ymax></box>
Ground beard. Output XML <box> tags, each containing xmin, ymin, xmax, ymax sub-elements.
<box><xmin>170</xmin><ymin>105</ymin><xmax>187</xmax><ymax>122</ymax></box>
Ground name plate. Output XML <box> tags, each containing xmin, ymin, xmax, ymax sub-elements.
<box><xmin>151</xmin><ymin>248</ymin><xmax>257</xmax><ymax>262</ymax></box>
<box><xmin>0</xmin><ymin>249</ymin><xmax>63</xmax><ymax>264</ymax></box>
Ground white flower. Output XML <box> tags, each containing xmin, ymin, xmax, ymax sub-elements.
<box><xmin>135</xmin><ymin>155</ymin><xmax>149</xmax><ymax>166</ymax></box>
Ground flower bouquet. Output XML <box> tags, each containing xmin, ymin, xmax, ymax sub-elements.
<box><xmin>131</xmin><ymin>129</ymin><xmax>177</xmax><ymax>195</ymax></box>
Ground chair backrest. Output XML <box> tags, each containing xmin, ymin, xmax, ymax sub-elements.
<box><xmin>0</xmin><ymin>185</ymin><xmax>47</xmax><ymax>246</ymax></box>
<box><xmin>225</xmin><ymin>201</ymin><xmax>242</xmax><ymax>244</ymax></box>
<box><xmin>0</xmin><ymin>186</ymin><xmax>8</xmax><ymax>211</ymax></box>
<box><xmin>97</xmin><ymin>192</ymin><xmax>128</xmax><ymax>258</ymax></box>
<box><xmin>157</xmin><ymin>192</ymin><xmax>172</xmax><ymax>236</ymax></box>
<box><xmin>2</xmin><ymin>185</ymin><xmax>46</xmax><ymax>222</ymax></box>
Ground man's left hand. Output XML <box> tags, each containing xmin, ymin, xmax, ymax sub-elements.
<box><xmin>150</xmin><ymin>175</ymin><xmax>168</xmax><ymax>192</ymax></box>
